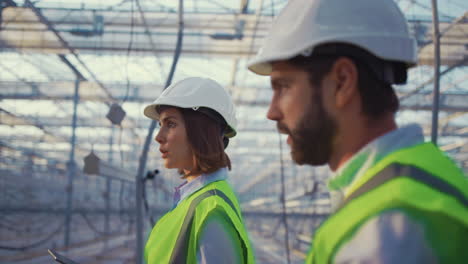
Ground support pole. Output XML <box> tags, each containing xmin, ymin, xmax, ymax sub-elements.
<box><xmin>430</xmin><ymin>0</ymin><xmax>441</xmax><ymax>145</ymax></box>
<box><xmin>64</xmin><ymin>78</ymin><xmax>80</xmax><ymax>248</ymax></box>
<box><xmin>105</xmin><ymin>127</ymin><xmax>115</xmax><ymax>243</ymax></box>
<box><xmin>135</xmin><ymin>1</ymin><xmax>184</xmax><ymax>263</ymax></box>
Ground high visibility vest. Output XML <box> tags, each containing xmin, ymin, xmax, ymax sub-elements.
<box><xmin>144</xmin><ymin>180</ymin><xmax>255</xmax><ymax>264</ymax></box>
<box><xmin>307</xmin><ymin>142</ymin><xmax>468</xmax><ymax>263</ymax></box>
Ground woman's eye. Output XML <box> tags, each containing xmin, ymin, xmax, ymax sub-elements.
<box><xmin>280</xmin><ymin>83</ymin><xmax>290</xmax><ymax>91</ymax></box>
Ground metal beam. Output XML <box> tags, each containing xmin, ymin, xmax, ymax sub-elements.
<box><xmin>0</xmin><ymin>207</ymin><xmax>169</xmax><ymax>215</ymax></box>
<box><xmin>3</xmin><ymin>83</ymin><xmax>468</xmax><ymax>112</ymax></box>
<box><xmin>21</xmin><ymin>1</ymin><xmax>143</xmax><ymax>140</ymax></box>
<box><xmin>243</xmin><ymin>211</ymin><xmax>329</xmax><ymax>220</ymax></box>
<box><xmin>419</xmin><ymin>11</ymin><xmax>468</xmax><ymax>48</ymax></box>
<box><xmin>2</xmin><ymin>6</ymin><xmax>467</xmax><ymax>67</ymax></box>
<box><xmin>400</xmin><ymin>57</ymin><xmax>468</xmax><ymax>102</ymax></box>
<box><xmin>23</xmin><ymin>0</ymin><xmax>115</xmax><ymax>102</ymax></box>
<box><xmin>0</xmin><ymin>140</ymin><xmax>142</xmax><ymax>182</ymax></box>
<box><xmin>240</xmin><ymin>0</ymin><xmax>249</xmax><ymax>14</ymax></box>
<box><xmin>2</xmin><ymin>114</ymin><xmax>467</xmax><ymax>137</ymax></box>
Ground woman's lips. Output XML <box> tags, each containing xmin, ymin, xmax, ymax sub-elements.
<box><xmin>160</xmin><ymin>149</ymin><xmax>168</xmax><ymax>158</ymax></box>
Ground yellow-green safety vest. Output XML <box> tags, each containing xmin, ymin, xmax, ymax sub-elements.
<box><xmin>144</xmin><ymin>180</ymin><xmax>255</xmax><ymax>264</ymax></box>
<box><xmin>307</xmin><ymin>142</ymin><xmax>468</xmax><ymax>263</ymax></box>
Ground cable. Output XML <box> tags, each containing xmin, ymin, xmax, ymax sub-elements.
<box><xmin>122</xmin><ymin>0</ymin><xmax>135</xmax><ymax>104</ymax></box>
<box><xmin>135</xmin><ymin>0</ymin><xmax>168</xmax><ymax>81</ymax></box>
<box><xmin>79</xmin><ymin>212</ymin><xmax>107</xmax><ymax>236</ymax></box>
<box><xmin>278</xmin><ymin>132</ymin><xmax>291</xmax><ymax>264</ymax></box>
<box><xmin>142</xmin><ymin>179</ymin><xmax>156</xmax><ymax>226</ymax></box>
<box><xmin>247</xmin><ymin>0</ymin><xmax>264</xmax><ymax>58</ymax></box>
<box><xmin>0</xmin><ymin>221</ymin><xmax>64</xmax><ymax>251</ymax></box>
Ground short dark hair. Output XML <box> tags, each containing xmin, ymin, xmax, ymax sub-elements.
<box><xmin>287</xmin><ymin>43</ymin><xmax>400</xmax><ymax>119</ymax></box>
<box><xmin>179</xmin><ymin>107</ymin><xmax>231</xmax><ymax>177</ymax></box>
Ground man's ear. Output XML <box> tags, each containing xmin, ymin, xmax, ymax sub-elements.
<box><xmin>330</xmin><ymin>57</ymin><xmax>359</xmax><ymax>109</ymax></box>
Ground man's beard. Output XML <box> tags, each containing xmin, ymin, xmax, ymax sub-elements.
<box><xmin>278</xmin><ymin>96</ymin><xmax>337</xmax><ymax>166</ymax></box>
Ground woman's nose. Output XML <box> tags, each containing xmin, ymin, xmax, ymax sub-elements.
<box><xmin>155</xmin><ymin>129</ymin><xmax>165</xmax><ymax>144</ymax></box>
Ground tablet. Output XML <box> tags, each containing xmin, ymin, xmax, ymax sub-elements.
<box><xmin>47</xmin><ymin>249</ymin><xmax>80</xmax><ymax>264</ymax></box>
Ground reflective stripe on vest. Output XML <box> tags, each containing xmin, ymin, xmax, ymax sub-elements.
<box><xmin>338</xmin><ymin>162</ymin><xmax>468</xmax><ymax>211</ymax></box>
<box><xmin>170</xmin><ymin>189</ymin><xmax>245</xmax><ymax>263</ymax></box>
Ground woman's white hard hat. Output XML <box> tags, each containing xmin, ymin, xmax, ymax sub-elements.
<box><xmin>143</xmin><ymin>77</ymin><xmax>238</xmax><ymax>138</ymax></box>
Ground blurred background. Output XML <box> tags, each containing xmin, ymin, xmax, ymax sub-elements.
<box><xmin>0</xmin><ymin>0</ymin><xmax>467</xmax><ymax>263</ymax></box>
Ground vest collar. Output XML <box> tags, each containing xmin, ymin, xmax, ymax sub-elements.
<box><xmin>327</xmin><ymin>124</ymin><xmax>424</xmax><ymax>211</ymax></box>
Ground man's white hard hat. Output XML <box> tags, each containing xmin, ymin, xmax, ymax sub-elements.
<box><xmin>248</xmin><ymin>0</ymin><xmax>418</xmax><ymax>76</ymax></box>
<box><xmin>143</xmin><ymin>77</ymin><xmax>237</xmax><ymax>138</ymax></box>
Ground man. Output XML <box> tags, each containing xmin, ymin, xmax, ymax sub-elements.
<box><xmin>247</xmin><ymin>0</ymin><xmax>468</xmax><ymax>263</ymax></box>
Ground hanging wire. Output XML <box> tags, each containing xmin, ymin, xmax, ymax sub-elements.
<box><xmin>278</xmin><ymin>132</ymin><xmax>291</xmax><ymax>264</ymax></box>
<box><xmin>270</xmin><ymin>0</ymin><xmax>275</xmax><ymax>17</ymax></box>
<box><xmin>118</xmin><ymin>125</ymin><xmax>125</xmax><ymax>167</ymax></box>
<box><xmin>123</xmin><ymin>0</ymin><xmax>135</xmax><ymax>104</ymax></box>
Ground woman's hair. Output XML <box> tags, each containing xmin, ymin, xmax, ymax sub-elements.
<box><xmin>159</xmin><ymin>105</ymin><xmax>231</xmax><ymax>177</ymax></box>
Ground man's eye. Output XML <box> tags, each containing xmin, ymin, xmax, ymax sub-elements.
<box><xmin>168</xmin><ymin>121</ymin><xmax>176</xmax><ymax>128</ymax></box>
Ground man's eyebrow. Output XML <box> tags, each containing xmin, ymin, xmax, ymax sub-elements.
<box><xmin>271</xmin><ymin>77</ymin><xmax>290</xmax><ymax>89</ymax></box>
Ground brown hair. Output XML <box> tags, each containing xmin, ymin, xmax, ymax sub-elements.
<box><xmin>177</xmin><ymin>107</ymin><xmax>231</xmax><ymax>177</ymax></box>
<box><xmin>287</xmin><ymin>43</ymin><xmax>400</xmax><ymax>120</ymax></box>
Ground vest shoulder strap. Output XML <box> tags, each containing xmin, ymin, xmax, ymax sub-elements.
<box><xmin>170</xmin><ymin>188</ymin><xmax>242</xmax><ymax>263</ymax></box>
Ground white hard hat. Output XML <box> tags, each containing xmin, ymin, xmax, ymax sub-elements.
<box><xmin>143</xmin><ymin>77</ymin><xmax>237</xmax><ymax>138</ymax></box>
<box><xmin>248</xmin><ymin>0</ymin><xmax>418</xmax><ymax>76</ymax></box>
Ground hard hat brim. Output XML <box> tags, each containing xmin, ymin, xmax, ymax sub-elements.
<box><xmin>248</xmin><ymin>36</ymin><xmax>418</xmax><ymax>76</ymax></box>
<box><xmin>143</xmin><ymin>101</ymin><xmax>237</xmax><ymax>138</ymax></box>
<box><xmin>143</xmin><ymin>103</ymin><xmax>160</xmax><ymax>121</ymax></box>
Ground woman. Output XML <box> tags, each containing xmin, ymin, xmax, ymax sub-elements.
<box><xmin>143</xmin><ymin>77</ymin><xmax>255</xmax><ymax>264</ymax></box>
